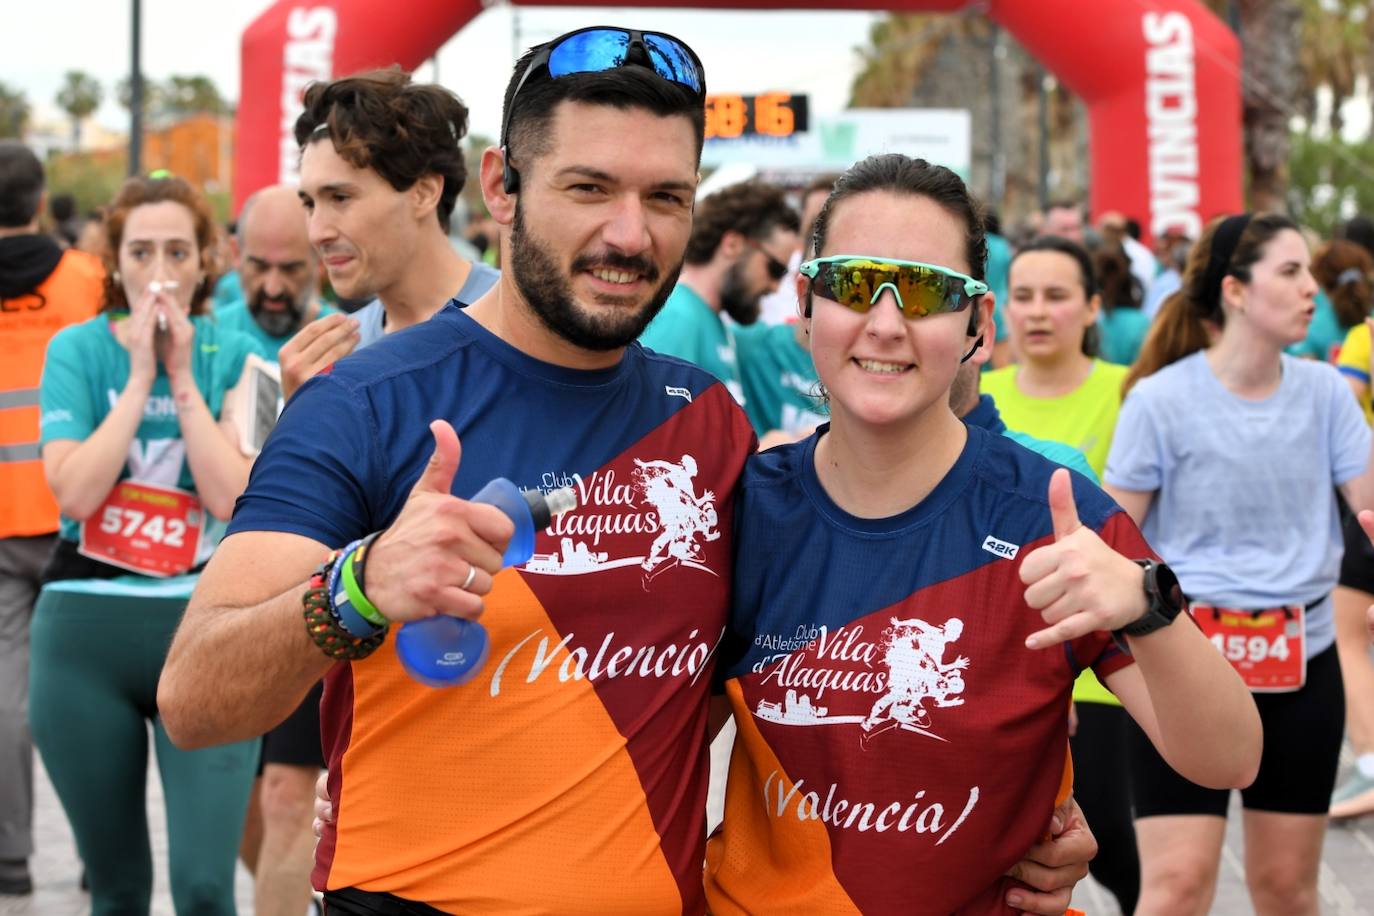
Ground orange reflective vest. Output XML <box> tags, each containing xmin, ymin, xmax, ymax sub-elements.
<box><xmin>0</xmin><ymin>249</ymin><xmax>104</xmax><ymax>538</ymax></box>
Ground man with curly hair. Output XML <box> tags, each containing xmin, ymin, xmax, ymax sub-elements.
<box><xmin>639</xmin><ymin>180</ymin><xmax>798</xmax><ymax>405</ymax></box>
<box><xmin>278</xmin><ymin>69</ymin><xmax>499</xmax><ymax>400</ymax></box>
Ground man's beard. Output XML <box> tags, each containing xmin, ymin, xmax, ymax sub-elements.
<box><xmin>510</xmin><ymin>202</ymin><xmax>681</xmax><ymax>351</ymax></box>
<box><xmin>249</xmin><ymin>289</ymin><xmax>308</xmax><ymax>338</ymax></box>
<box><xmin>719</xmin><ymin>257</ymin><xmax>762</xmax><ymax>326</ymax></box>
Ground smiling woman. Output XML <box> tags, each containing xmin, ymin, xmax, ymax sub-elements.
<box><xmin>706</xmin><ymin>153</ymin><xmax>1260</xmax><ymax>916</ymax></box>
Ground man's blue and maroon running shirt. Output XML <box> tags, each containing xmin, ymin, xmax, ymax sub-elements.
<box><xmin>706</xmin><ymin>424</ymin><xmax>1146</xmax><ymax>915</ymax></box>
<box><xmin>227</xmin><ymin>303</ymin><xmax>756</xmax><ymax>914</ymax></box>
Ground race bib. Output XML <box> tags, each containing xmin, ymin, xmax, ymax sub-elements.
<box><xmin>79</xmin><ymin>480</ymin><xmax>204</xmax><ymax>577</ymax></box>
<box><xmin>1190</xmin><ymin>603</ymin><xmax>1305</xmax><ymax>692</ymax></box>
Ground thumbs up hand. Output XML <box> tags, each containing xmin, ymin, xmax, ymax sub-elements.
<box><xmin>361</xmin><ymin>420</ymin><xmax>515</xmax><ymax>624</ymax></box>
<box><xmin>1019</xmin><ymin>469</ymin><xmax>1149</xmax><ymax>650</ymax></box>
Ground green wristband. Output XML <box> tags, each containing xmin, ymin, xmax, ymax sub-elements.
<box><xmin>341</xmin><ymin>547</ymin><xmax>388</xmax><ymax>627</ymax></box>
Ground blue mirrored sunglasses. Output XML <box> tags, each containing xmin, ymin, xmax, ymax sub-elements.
<box><xmin>501</xmin><ymin>27</ymin><xmax>706</xmax><ymax>192</ymax></box>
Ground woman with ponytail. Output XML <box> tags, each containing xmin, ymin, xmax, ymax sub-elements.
<box><xmin>1107</xmin><ymin>214</ymin><xmax>1374</xmax><ymax>915</ymax></box>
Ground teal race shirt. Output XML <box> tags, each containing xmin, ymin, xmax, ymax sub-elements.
<box><xmin>640</xmin><ymin>284</ymin><xmax>745</xmax><ymax>406</ymax></box>
<box><xmin>39</xmin><ymin>314</ymin><xmax>267</xmax><ymax>556</ymax></box>
<box><xmin>735</xmin><ymin>322</ymin><xmax>827</xmax><ymax>437</ymax></box>
<box><xmin>215</xmin><ymin>300</ymin><xmax>339</xmax><ymax>360</ymax></box>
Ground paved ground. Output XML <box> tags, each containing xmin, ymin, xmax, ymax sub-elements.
<box><xmin>2</xmin><ymin>728</ymin><xmax>1373</xmax><ymax>914</ymax></box>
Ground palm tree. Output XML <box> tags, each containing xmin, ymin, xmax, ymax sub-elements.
<box><xmin>0</xmin><ymin>82</ymin><xmax>29</xmax><ymax>139</ymax></box>
<box><xmin>55</xmin><ymin>70</ymin><xmax>103</xmax><ymax>149</ymax></box>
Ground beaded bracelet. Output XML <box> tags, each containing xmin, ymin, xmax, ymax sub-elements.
<box><xmin>303</xmin><ymin>554</ymin><xmax>388</xmax><ymax>661</ymax></box>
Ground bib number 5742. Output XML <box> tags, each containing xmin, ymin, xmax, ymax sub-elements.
<box><xmin>98</xmin><ymin>505</ymin><xmax>188</xmax><ymax>548</ymax></box>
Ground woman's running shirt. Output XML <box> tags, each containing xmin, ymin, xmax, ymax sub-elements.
<box><xmin>1105</xmin><ymin>351</ymin><xmax>1370</xmax><ymax>660</ymax></box>
<box><xmin>707</xmin><ymin>424</ymin><xmax>1143</xmax><ymax>915</ymax></box>
<box><xmin>981</xmin><ymin>359</ymin><xmax>1129</xmax><ymax>476</ymax></box>
<box><xmin>227</xmin><ymin>304</ymin><xmax>756</xmax><ymax>914</ymax></box>
<box><xmin>39</xmin><ymin>314</ymin><xmax>265</xmax><ymax>562</ymax></box>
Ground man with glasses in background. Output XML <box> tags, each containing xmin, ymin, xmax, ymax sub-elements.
<box><xmin>639</xmin><ymin>180</ymin><xmax>799</xmax><ymax>406</ymax></box>
<box><xmin>161</xmin><ymin>27</ymin><xmax>1095</xmax><ymax>915</ymax></box>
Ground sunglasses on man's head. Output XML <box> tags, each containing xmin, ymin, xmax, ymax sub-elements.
<box><xmin>748</xmin><ymin>239</ymin><xmax>790</xmax><ymax>281</ymax></box>
<box><xmin>799</xmin><ymin>256</ymin><xmax>987</xmax><ymax>320</ymax></box>
<box><xmin>501</xmin><ymin>27</ymin><xmax>706</xmax><ymax>193</ymax></box>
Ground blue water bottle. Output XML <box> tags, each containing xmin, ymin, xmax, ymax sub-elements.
<box><xmin>396</xmin><ymin>478</ymin><xmax>576</xmax><ymax>687</ymax></box>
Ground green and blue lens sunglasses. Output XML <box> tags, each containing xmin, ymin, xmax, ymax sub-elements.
<box><xmin>799</xmin><ymin>256</ymin><xmax>988</xmax><ymax>320</ymax></box>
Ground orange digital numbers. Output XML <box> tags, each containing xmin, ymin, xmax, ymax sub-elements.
<box><xmin>706</xmin><ymin>94</ymin><xmax>747</xmax><ymax>139</ymax></box>
<box><xmin>704</xmin><ymin>93</ymin><xmax>807</xmax><ymax>140</ymax></box>
<box><xmin>754</xmin><ymin>92</ymin><xmax>795</xmax><ymax>136</ymax></box>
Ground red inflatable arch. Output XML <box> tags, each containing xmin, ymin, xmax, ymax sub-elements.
<box><xmin>235</xmin><ymin>0</ymin><xmax>1241</xmax><ymax>241</ymax></box>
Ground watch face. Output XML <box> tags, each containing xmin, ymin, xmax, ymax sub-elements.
<box><xmin>1154</xmin><ymin>561</ymin><xmax>1185</xmax><ymax>614</ymax></box>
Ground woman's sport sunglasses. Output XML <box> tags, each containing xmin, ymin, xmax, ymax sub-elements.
<box><xmin>501</xmin><ymin>27</ymin><xmax>706</xmax><ymax>193</ymax></box>
<box><xmin>798</xmin><ymin>256</ymin><xmax>988</xmax><ymax>320</ymax></box>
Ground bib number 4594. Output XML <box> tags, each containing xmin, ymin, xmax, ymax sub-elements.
<box><xmin>1209</xmin><ymin>632</ymin><xmax>1290</xmax><ymax>665</ymax></box>
<box><xmin>1191</xmin><ymin>604</ymin><xmax>1306</xmax><ymax>693</ymax></box>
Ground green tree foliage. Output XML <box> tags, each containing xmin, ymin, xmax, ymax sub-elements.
<box><xmin>117</xmin><ymin>74</ymin><xmax>227</xmax><ymax>123</ymax></box>
<box><xmin>0</xmin><ymin>81</ymin><xmax>30</xmax><ymax>138</ymax></box>
<box><xmin>1287</xmin><ymin>133</ymin><xmax>1374</xmax><ymax>235</ymax></box>
<box><xmin>55</xmin><ymin>70</ymin><xmax>103</xmax><ymax>147</ymax></box>
<box><xmin>45</xmin><ymin>151</ymin><xmax>128</xmax><ymax>217</ymax></box>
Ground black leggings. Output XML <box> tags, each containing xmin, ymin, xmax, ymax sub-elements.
<box><xmin>1069</xmin><ymin>702</ymin><xmax>1138</xmax><ymax>915</ymax></box>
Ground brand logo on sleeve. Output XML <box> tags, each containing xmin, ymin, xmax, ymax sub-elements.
<box><xmin>981</xmin><ymin>535</ymin><xmax>1020</xmax><ymax>559</ymax></box>
<box><xmin>665</xmin><ymin>385</ymin><xmax>692</xmax><ymax>403</ymax></box>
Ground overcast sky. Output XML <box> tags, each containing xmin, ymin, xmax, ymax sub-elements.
<box><xmin>11</xmin><ymin>2</ymin><xmax>882</xmax><ymax>141</ymax></box>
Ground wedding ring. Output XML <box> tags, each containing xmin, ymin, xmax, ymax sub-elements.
<box><xmin>460</xmin><ymin>565</ymin><xmax>477</xmax><ymax>591</ymax></box>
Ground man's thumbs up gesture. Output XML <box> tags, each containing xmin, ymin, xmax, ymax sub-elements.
<box><xmin>1019</xmin><ymin>469</ymin><xmax>1148</xmax><ymax>650</ymax></box>
<box><xmin>362</xmin><ymin>420</ymin><xmax>516</xmax><ymax>624</ymax></box>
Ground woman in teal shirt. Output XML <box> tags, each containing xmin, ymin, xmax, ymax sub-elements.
<box><xmin>34</xmin><ymin>175</ymin><xmax>264</xmax><ymax>914</ymax></box>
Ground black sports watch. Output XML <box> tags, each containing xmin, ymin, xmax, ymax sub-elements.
<box><xmin>1113</xmin><ymin>559</ymin><xmax>1186</xmax><ymax>651</ymax></box>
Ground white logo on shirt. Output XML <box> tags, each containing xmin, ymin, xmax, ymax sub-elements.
<box><xmin>526</xmin><ymin>455</ymin><xmax>721</xmax><ymax>589</ymax></box>
<box><xmin>751</xmin><ymin>618</ymin><xmax>981</xmax><ymax>838</ymax></box>
<box><xmin>752</xmin><ymin>617</ymin><xmax>970</xmax><ymax>746</ymax></box>
<box><xmin>981</xmin><ymin>535</ymin><xmax>1020</xmax><ymax>559</ymax></box>
<box><xmin>665</xmin><ymin>385</ymin><xmax>692</xmax><ymax>403</ymax></box>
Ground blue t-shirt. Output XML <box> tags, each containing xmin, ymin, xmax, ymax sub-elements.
<box><xmin>352</xmin><ymin>262</ymin><xmax>501</xmax><ymax>348</ymax></box>
<box><xmin>40</xmin><ymin>314</ymin><xmax>267</xmax><ymax>556</ymax></box>
<box><xmin>1104</xmin><ymin>351</ymin><xmax>1370</xmax><ymax>658</ymax></box>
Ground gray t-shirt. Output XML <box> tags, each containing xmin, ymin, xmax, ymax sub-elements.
<box><xmin>1104</xmin><ymin>351</ymin><xmax>1370</xmax><ymax>658</ymax></box>
<box><xmin>353</xmin><ymin>261</ymin><xmax>501</xmax><ymax>349</ymax></box>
